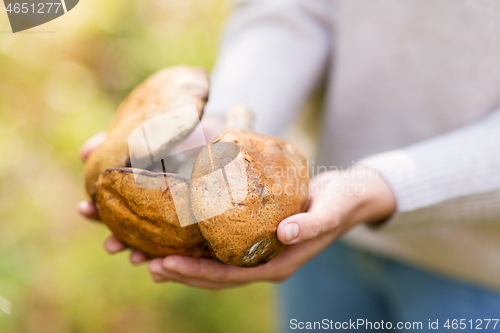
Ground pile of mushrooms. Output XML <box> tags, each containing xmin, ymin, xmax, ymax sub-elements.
<box><xmin>84</xmin><ymin>66</ymin><xmax>309</xmax><ymax>267</ymax></box>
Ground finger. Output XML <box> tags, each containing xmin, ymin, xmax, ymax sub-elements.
<box><xmin>277</xmin><ymin>213</ymin><xmax>329</xmax><ymax>245</ymax></box>
<box><xmin>157</xmin><ymin>238</ymin><xmax>322</xmax><ymax>289</ymax></box>
<box><xmin>154</xmin><ymin>271</ymin><xmax>239</xmax><ymax>289</ymax></box>
<box><xmin>160</xmin><ymin>255</ymin><xmax>284</xmax><ymax>284</ymax></box>
<box><xmin>77</xmin><ymin>201</ymin><xmax>100</xmax><ymax>221</ymax></box>
<box><xmin>148</xmin><ymin>259</ymin><xmax>240</xmax><ymax>289</ymax></box>
<box><xmin>270</xmin><ymin>231</ymin><xmax>339</xmax><ymax>273</ymax></box>
<box><xmin>161</xmin><ymin>256</ymin><xmax>243</xmax><ymax>283</ymax></box>
<box><xmin>129</xmin><ymin>250</ymin><xmax>149</xmax><ymax>265</ymax></box>
<box><xmin>149</xmin><ymin>258</ymin><xmax>169</xmax><ymax>275</ymax></box>
<box><xmin>155</xmin><ymin>234</ymin><xmax>338</xmax><ymax>285</ymax></box>
<box><xmin>277</xmin><ymin>196</ymin><xmax>342</xmax><ymax>245</ymax></box>
<box><xmin>80</xmin><ymin>131</ymin><xmax>107</xmax><ymax>162</ymax></box>
<box><xmin>160</xmin><ymin>250</ymin><xmax>302</xmax><ymax>284</ymax></box>
<box><xmin>104</xmin><ymin>235</ymin><xmax>128</xmax><ymax>254</ymax></box>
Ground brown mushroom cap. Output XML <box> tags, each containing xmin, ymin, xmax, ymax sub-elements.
<box><xmin>96</xmin><ymin>168</ymin><xmax>206</xmax><ymax>257</ymax></box>
<box><xmin>191</xmin><ymin>131</ymin><xmax>310</xmax><ymax>267</ymax></box>
<box><xmin>85</xmin><ymin>66</ymin><xmax>210</xmax><ymax>200</ymax></box>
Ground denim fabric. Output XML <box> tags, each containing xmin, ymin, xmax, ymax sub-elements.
<box><xmin>280</xmin><ymin>241</ymin><xmax>500</xmax><ymax>332</ymax></box>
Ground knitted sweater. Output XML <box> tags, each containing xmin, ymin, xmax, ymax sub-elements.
<box><xmin>205</xmin><ymin>0</ymin><xmax>500</xmax><ymax>290</ymax></box>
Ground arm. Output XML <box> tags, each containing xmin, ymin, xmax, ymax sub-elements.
<box><xmin>358</xmin><ymin>107</ymin><xmax>500</xmax><ymax>228</ymax></box>
<box><xmin>79</xmin><ymin>0</ymin><xmax>335</xmax><ymax>265</ymax></box>
<box><xmin>79</xmin><ymin>0</ymin><xmax>395</xmax><ymax>285</ymax></box>
<box><xmin>205</xmin><ymin>0</ymin><xmax>333</xmax><ymax>135</ymax></box>
<box><xmin>147</xmin><ymin>109</ymin><xmax>500</xmax><ymax>289</ymax></box>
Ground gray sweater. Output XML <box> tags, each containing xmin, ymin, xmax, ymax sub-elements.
<box><xmin>205</xmin><ymin>0</ymin><xmax>500</xmax><ymax>289</ymax></box>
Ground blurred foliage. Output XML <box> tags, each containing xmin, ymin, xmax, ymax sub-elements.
<box><xmin>0</xmin><ymin>1</ymin><xmax>279</xmax><ymax>332</ymax></box>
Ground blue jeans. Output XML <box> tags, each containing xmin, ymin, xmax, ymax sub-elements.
<box><xmin>280</xmin><ymin>241</ymin><xmax>500</xmax><ymax>332</ymax></box>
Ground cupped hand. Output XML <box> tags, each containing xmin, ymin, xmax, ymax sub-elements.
<box><xmin>78</xmin><ymin>122</ymin><xmax>396</xmax><ymax>288</ymax></box>
<box><xmin>148</xmin><ymin>167</ymin><xmax>396</xmax><ymax>289</ymax></box>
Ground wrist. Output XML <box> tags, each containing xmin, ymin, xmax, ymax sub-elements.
<box><xmin>347</xmin><ymin>166</ymin><xmax>397</xmax><ymax>227</ymax></box>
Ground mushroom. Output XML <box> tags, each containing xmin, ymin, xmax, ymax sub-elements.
<box><xmin>190</xmin><ymin>131</ymin><xmax>309</xmax><ymax>267</ymax></box>
<box><xmin>84</xmin><ymin>66</ymin><xmax>309</xmax><ymax>266</ymax></box>
<box><xmin>84</xmin><ymin>66</ymin><xmax>209</xmax><ymax>258</ymax></box>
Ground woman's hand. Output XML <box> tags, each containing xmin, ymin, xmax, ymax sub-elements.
<box><xmin>78</xmin><ymin>121</ymin><xmax>397</xmax><ymax>288</ymax></box>
<box><xmin>148</xmin><ymin>167</ymin><xmax>396</xmax><ymax>289</ymax></box>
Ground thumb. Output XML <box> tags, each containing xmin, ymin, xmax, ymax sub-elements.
<box><xmin>277</xmin><ymin>201</ymin><xmax>341</xmax><ymax>245</ymax></box>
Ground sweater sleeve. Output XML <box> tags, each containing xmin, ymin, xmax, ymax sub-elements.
<box><xmin>357</xmin><ymin>108</ymin><xmax>500</xmax><ymax>228</ymax></box>
<box><xmin>204</xmin><ymin>0</ymin><xmax>333</xmax><ymax>136</ymax></box>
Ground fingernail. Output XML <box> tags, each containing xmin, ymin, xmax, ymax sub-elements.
<box><xmin>285</xmin><ymin>223</ymin><xmax>300</xmax><ymax>242</ymax></box>
<box><xmin>163</xmin><ymin>258</ymin><xmax>178</xmax><ymax>272</ymax></box>
<box><xmin>77</xmin><ymin>201</ymin><xmax>89</xmax><ymax>213</ymax></box>
<box><xmin>149</xmin><ymin>259</ymin><xmax>165</xmax><ymax>274</ymax></box>
<box><xmin>107</xmin><ymin>242</ymin><xmax>121</xmax><ymax>253</ymax></box>
<box><xmin>130</xmin><ymin>251</ymin><xmax>147</xmax><ymax>264</ymax></box>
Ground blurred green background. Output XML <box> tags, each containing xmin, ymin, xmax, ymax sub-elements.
<box><xmin>0</xmin><ymin>1</ymin><xmax>279</xmax><ymax>332</ymax></box>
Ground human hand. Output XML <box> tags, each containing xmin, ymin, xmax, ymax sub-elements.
<box><xmin>77</xmin><ymin>115</ymin><xmax>225</xmax><ymax>264</ymax></box>
<box><xmin>148</xmin><ymin>167</ymin><xmax>397</xmax><ymax>289</ymax></box>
